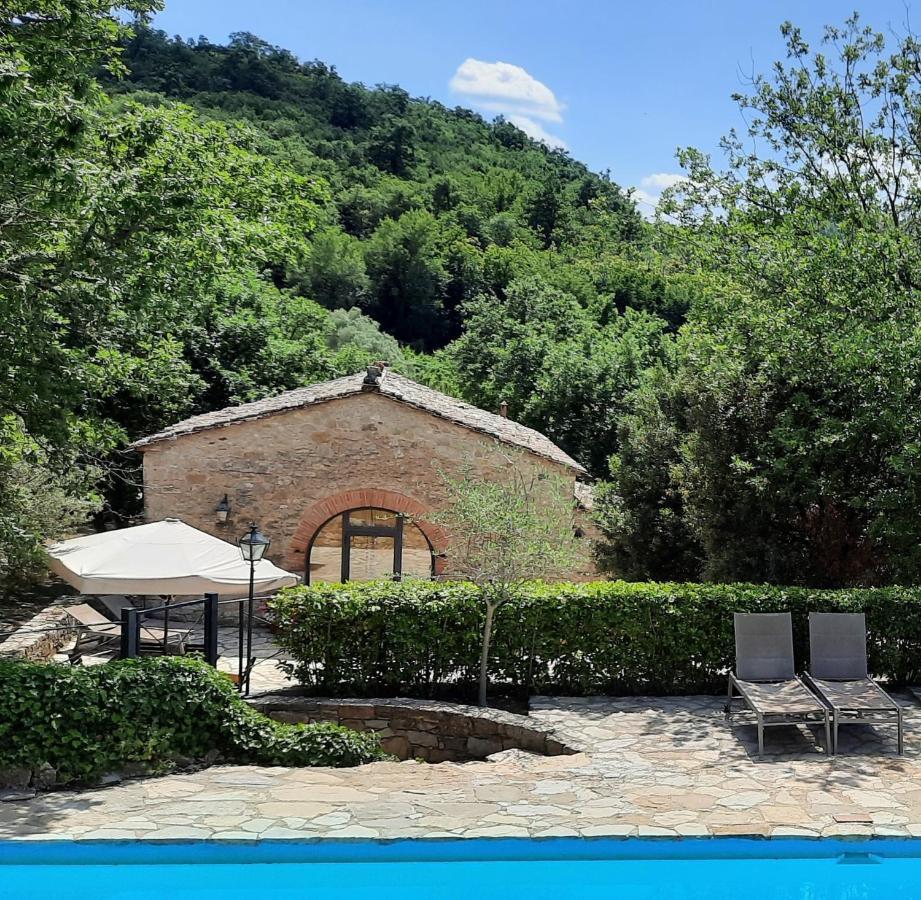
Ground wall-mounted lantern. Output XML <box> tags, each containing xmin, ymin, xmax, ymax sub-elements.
<box><xmin>215</xmin><ymin>494</ymin><xmax>230</xmax><ymax>525</ymax></box>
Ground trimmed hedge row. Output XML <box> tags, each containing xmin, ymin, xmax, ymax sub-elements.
<box><xmin>0</xmin><ymin>656</ymin><xmax>388</xmax><ymax>785</ymax></box>
<box><xmin>269</xmin><ymin>581</ymin><xmax>921</xmax><ymax>696</ymax></box>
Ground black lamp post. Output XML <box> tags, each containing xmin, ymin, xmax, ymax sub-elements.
<box><xmin>238</xmin><ymin>523</ymin><xmax>270</xmax><ymax>695</ymax></box>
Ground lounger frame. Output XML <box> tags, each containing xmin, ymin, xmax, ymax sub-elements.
<box><xmin>66</xmin><ymin>604</ymin><xmax>190</xmax><ymax>659</ymax></box>
<box><xmin>726</xmin><ymin>673</ymin><xmax>832</xmax><ymax>758</ymax></box>
<box><xmin>726</xmin><ymin>611</ymin><xmax>831</xmax><ymax>758</ymax></box>
<box><xmin>802</xmin><ymin>673</ymin><xmax>903</xmax><ymax>755</ymax></box>
<box><xmin>804</xmin><ymin>612</ymin><xmax>904</xmax><ymax>755</ymax></box>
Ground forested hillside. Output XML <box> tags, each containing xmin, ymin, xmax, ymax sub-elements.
<box><xmin>3</xmin><ymin>5</ymin><xmax>921</xmax><ymax>589</ymax></box>
<box><xmin>110</xmin><ymin>27</ymin><xmax>652</xmax><ymax>345</ymax></box>
<box><xmin>106</xmin><ymin>27</ymin><xmax>701</xmax><ymax>475</ymax></box>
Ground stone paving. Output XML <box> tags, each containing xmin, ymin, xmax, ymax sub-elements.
<box><xmin>197</xmin><ymin>625</ymin><xmax>294</xmax><ymax>694</ymax></box>
<box><xmin>4</xmin><ymin>694</ymin><xmax>921</xmax><ymax>841</ymax></box>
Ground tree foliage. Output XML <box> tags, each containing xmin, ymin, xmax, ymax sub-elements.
<box><xmin>111</xmin><ymin>26</ymin><xmax>645</xmax><ymax>349</ymax></box>
<box><xmin>5</xmin><ymin>8</ymin><xmax>921</xmax><ymax>591</ymax></box>
<box><xmin>602</xmin><ymin>15</ymin><xmax>921</xmax><ymax>585</ymax></box>
<box><xmin>0</xmin><ymin>6</ymin><xmax>334</xmax><ymax>575</ymax></box>
<box><xmin>452</xmin><ymin>276</ymin><xmax>670</xmax><ymax>474</ymax></box>
<box><xmin>432</xmin><ymin>449</ymin><xmax>581</xmax><ymax>705</ymax></box>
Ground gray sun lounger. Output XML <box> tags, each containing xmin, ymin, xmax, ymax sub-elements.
<box><xmin>802</xmin><ymin>612</ymin><xmax>903</xmax><ymax>755</ymax></box>
<box><xmin>65</xmin><ymin>604</ymin><xmax>191</xmax><ymax>657</ymax></box>
<box><xmin>726</xmin><ymin>612</ymin><xmax>831</xmax><ymax>758</ymax></box>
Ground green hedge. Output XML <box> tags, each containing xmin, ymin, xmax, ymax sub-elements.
<box><xmin>269</xmin><ymin>580</ymin><xmax>921</xmax><ymax>697</ymax></box>
<box><xmin>0</xmin><ymin>656</ymin><xmax>388</xmax><ymax>785</ymax></box>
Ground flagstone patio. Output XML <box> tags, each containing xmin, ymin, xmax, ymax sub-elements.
<box><xmin>198</xmin><ymin>624</ymin><xmax>294</xmax><ymax>694</ymax></box>
<box><xmin>56</xmin><ymin>623</ymin><xmax>295</xmax><ymax>694</ymax></box>
<box><xmin>3</xmin><ymin>694</ymin><xmax>921</xmax><ymax>841</ymax></box>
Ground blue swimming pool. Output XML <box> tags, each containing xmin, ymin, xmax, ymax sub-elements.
<box><xmin>3</xmin><ymin>837</ymin><xmax>921</xmax><ymax>899</ymax></box>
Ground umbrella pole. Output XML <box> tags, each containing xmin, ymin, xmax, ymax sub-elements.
<box><xmin>162</xmin><ymin>596</ymin><xmax>171</xmax><ymax>655</ymax></box>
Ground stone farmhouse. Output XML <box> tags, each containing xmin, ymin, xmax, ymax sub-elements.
<box><xmin>130</xmin><ymin>366</ymin><xmax>595</xmax><ymax>582</ymax></box>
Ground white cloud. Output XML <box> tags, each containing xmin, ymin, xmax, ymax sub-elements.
<box><xmin>633</xmin><ymin>172</ymin><xmax>684</xmax><ymax>220</ymax></box>
<box><xmin>640</xmin><ymin>172</ymin><xmax>684</xmax><ymax>192</ymax></box>
<box><xmin>450</xmin><ymin>58</ymin><xmax>566</xmax><ymax>148</ymax></box>
<box><xmin>632</xmin><ymin>188</ymin><xmax>661</xmax><ymax>220</ymax></box>
<box><xmin>508</xmin><ymin>114</ymin><xmax>568</xmax><ymax>150</ymax></box>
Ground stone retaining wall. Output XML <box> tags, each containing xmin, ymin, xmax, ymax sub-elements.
<box><xmin>249</xmin><ymin>695</ymin><xmax>577</xmax><ymax>762</ymax></box>
<box><xmin>0</xmin><ymin>606</ymin><xmax>73</xmax><ymax>660</ymax></box>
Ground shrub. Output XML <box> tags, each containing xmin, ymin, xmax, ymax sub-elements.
<box><xmin>270</xmin><ymin>580</ymin><xmax>921</xmax><ymax>697</ymax></box>
<box><xmin>0</xmin><ymin>656</ymin><xmax>388</xmax><ymax>785</ymax></box>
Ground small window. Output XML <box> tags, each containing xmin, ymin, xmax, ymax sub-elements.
<box><xmin>308</xmin><ymin>507</ymin><xmax>434</xmax><ymax>584</ymax></box>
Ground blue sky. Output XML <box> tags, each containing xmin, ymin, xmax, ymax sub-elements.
<box><xmin>151</xmin><ymin>1</ymin><xmax>915</xmax><ymax>215</ymax></box>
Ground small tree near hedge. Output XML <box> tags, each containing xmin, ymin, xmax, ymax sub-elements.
<box><xmin>433</xmin><ymin>450</ymin><xmax>580</xmax><ymax>706</ymax></box>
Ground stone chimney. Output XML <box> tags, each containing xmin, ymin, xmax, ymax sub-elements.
<box><xmin>499</xmin><ymin>400</ymin><xmax>508</xmax><ymax>418</ymax></box>
<box><xmin>362</xmin><ymin>362</ymin><xmax>387</xmax><ymax>388</ymax></box>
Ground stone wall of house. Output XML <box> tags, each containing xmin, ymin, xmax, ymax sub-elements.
<box><xmin>249</xmin><ymin>696</ymin><xmax>578</xmax><ymax>762</ymax></box>
<box><xmin>141</xmin><ymin>392</ymin><xmax>596</xmax><ymax>579</ymax></box>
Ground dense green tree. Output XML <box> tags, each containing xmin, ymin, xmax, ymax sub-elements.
<box><xmin>0</xmin><ymin>1</ymin><xmax>158</xmax><ymax>575</ymax></box>
<box><xmin>524</xmin><ymin>177</ymin><xmax>569</xmax><ymax>249</ymax></box>
<box><xmin>182</xmin><ymin>278</ymin><xmax>335</xmax><ymax>411</ymax></box>
<box><xmin>451</xmin><ymin>277</ymin><xmax>669</xmax><ymax>474</ymax></box>
<box><xmin>35</xmin><ymin>99</ymin><xmax>326</xmax><ymax>440</ymax></box>
<box><xmin>363</xmin><ymin>210</ymin><xmax>452</xmax><ymax>348</ymax></box>
<box><xmin>290</xmin><ymin>227</ymin><xmax>369</xmax><ymax>310</ymax></box>
<box><xmin>367</xmin><ymin>114</ymin><xmax>416</xmax><ymax>176</ymax></box>
<box><xmin>110</xmin><ymin>26</ymin><xmax>644</xmax><ymax>351</ymax></box>
<box><xmin>0</xmin><ymin>422</ymin><xmax>100</xmax><ymax>584</ymax></box>
<box><xmin>604</xmin><ymin>16</ymin><xmax>921</xmax><ymax>585</ymax></box>
<box><xmin>0</xmin><ymin>1</ymin><xmax>159</xmax><ymax>290</ymax></box>
<box><xmin>398</xmin><ymin>349</ymin><xmax>463</xmax><ymax>397</ymax></box>
<box><xmin>323</xmin><ymin>306</ymin><xmax>407</xmax><ymax>370</ymax></box>
<box><xmin>0</xmin><ymin>0</ymin><xmax>158</xmax><ymax>446</ymax></box>
<box><xmin>0</xmin><ymin>7</ymin><xmax>336</xmax><ymax>577</ymax></box>
<box><xmin>15</xmin><ymin>7</ymin><xmax>918</xmax><ymax>593</ymax></box>
<box><xmin>594</xmin><ymin>363</ymin><xmax>702</xmax><ymax>581</ymax></box>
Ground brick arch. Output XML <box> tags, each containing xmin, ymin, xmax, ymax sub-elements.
<box><xmin>287</xmin><ymin>488</ymin><xmax>448</xmax><ymax>575</ymax></box>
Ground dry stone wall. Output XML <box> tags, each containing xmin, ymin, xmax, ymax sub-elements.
<box><xmin>249</xmin><ymin>696</ymin><xmax>578</xmax><ymax>762</ymax></box>
<box><xmin>0</xmin><ymin>606</ymin><xmax>73</xmax><ymax>660</ymax></box>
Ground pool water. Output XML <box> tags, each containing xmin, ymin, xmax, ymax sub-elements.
<box><xmin>3</xmin><ymin>838</ymin><xmax>921</xmax><ymax>900</ymax></box>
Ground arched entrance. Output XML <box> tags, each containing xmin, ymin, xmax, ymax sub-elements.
<box><xmin>307</xmin><ymin>507</ymin><xmax>434</xmax><ymax>584</ymax></box>
<box><xmin>289</xmin><ymin>489</ymin><xmax>447</xmax><ymax>584</ymax></box>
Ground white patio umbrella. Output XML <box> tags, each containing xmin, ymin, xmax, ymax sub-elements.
<box><xmin>46</xmin><ymin>518</ymin><xmax>300</xmax><ymax>598</ymax></box>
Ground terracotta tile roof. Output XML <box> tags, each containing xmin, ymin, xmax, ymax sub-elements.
<box><xmin>129</xmin><ymin>370</ymin><xmax>588</xmax><ymax>475</ymax></box>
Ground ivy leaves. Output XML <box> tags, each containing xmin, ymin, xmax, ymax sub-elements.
<box><xmin>0</xmin><ymin>656</ymin><xmax>386</xmax><ymax>784</ymax></box>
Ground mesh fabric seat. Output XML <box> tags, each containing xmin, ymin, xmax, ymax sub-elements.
<box><xmin>803</xmin><ymin>612</ymin><xmax>903</xmax><ymax>755</ymax></box>
<box><xmin>65</xmin><ymin>603</ymin><xmax>191</xmax><ymax>658</ymax></box>
<box><xmin>727</xmin><ymin>612</ymin><xmax>831</xmax><ymax>758</ymax></box>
